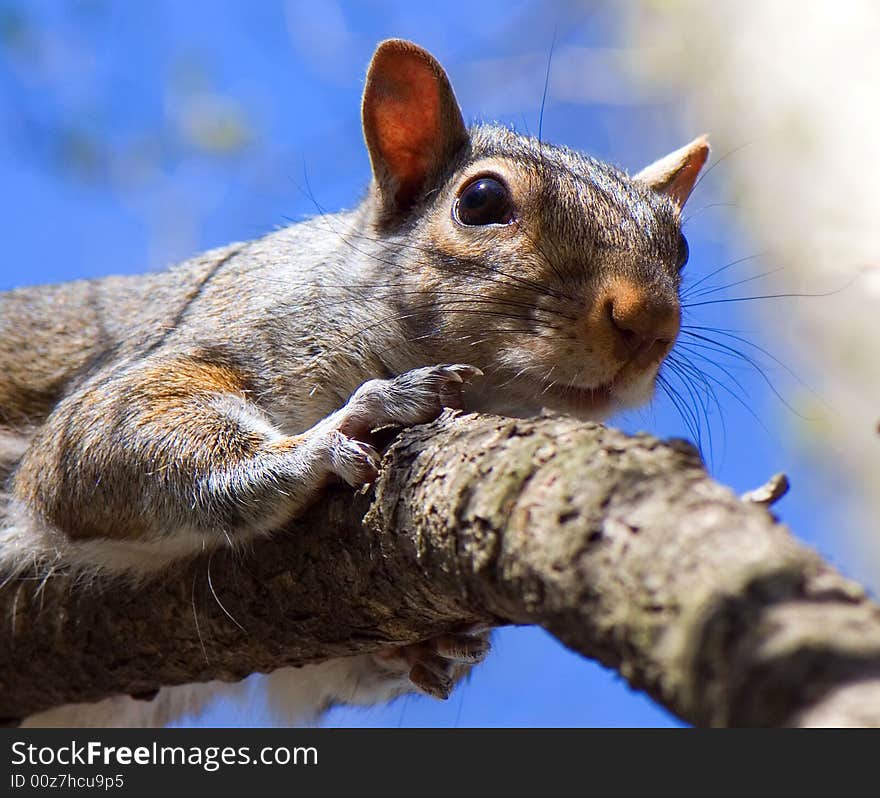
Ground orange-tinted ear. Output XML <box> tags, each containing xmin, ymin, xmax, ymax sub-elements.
<box><xmin>634</xmin><ymin>135</ymin><xmax>710</xmax><ymax>210</ymax></box>
<box><xmin>362</xmin><ymin>39</ymin><xmax>468</xmax><ymax>220</ymax></box>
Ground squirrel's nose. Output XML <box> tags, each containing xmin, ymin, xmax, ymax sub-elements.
<box><xmin>604</xmin><ymin>281</ymin><xmax>680</xmax><ymax>367</ymax></box>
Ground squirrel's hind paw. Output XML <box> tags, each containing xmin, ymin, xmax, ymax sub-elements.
<box><xmin>372</xmin><ymin>628</ymin><xmax>492</xmax><ymax>701</ymax></box>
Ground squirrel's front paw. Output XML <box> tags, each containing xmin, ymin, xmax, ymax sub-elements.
<box><xmin>320</xmin><ymin>430</ymin><xmax>381</xmax><ymax>487</ymax></box>
<box><xmin>311</xmin><ymin>364</ymin><xmax>481</xmax><ymax>489</ymax></box>
<box><xmin>372</xmin><ymin>627</ymin><xmax>492</xmax><ymax>700</ymax></box>
<box><xmin>341</xmin><ymin>363</ymin><xmax>482</xmax><ymax>438</ymax></box>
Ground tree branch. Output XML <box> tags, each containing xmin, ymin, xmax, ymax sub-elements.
<box><xmin>2</xmin><ymin>411</ymin><xmax>879</xmax><ymax>726</ymax></box>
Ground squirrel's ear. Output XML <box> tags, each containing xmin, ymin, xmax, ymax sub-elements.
<box><xmin>634</xmin><ymin>135</ymin><xmax>710</xmax><ymax>210</ymax></box>
<box><xmin>362</xmin><ymin>39</ymin><xmax>467</xmax><ymax>220</ymax></box>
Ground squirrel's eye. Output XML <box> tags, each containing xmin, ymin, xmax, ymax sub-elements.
<box><xmin>677</xmin><ymin>233</ymin><xmax>689</xmax><ymax>271</ymax></box>
<box><xmin>454</xmin><ymin>177</ymin><xmax>514</xmax><ymax>226</ymax></box>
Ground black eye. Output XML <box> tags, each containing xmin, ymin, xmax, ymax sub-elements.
<box><xmin>677</xmin><ymin>233</ymin><xmax>689</xmax><ymax>271</ymax></box>
<box><xmin>454</xmin><ymin>177</ymin><xmax>514</xmax><ymax>226</ymax></box>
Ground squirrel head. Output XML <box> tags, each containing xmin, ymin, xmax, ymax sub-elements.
<box><xmin>360</xmin><ymin>39</ymin><xmax>709</xmax><ymax>419</ymax></box>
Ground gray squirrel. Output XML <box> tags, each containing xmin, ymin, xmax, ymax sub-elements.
<box><xmin>1</xmin><ymin>39</ymin><xmax>708</xmax><ymax>726</ymax></box>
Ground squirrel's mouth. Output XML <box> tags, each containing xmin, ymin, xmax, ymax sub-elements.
<box><xmin>498</xmin><ymin>374</ymin><xmax>617</xmax><ymax>417</ymax></box>
<box><xmin>495</xmin><ymin>361</ymin><xmax>658</xmax><ymax>418</ymax></box>
<box><xmin>530</xmin><ymin>354</ymin><xmax>667</xmax><ymax>415</ymax></box>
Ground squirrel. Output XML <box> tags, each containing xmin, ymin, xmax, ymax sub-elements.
<box><xmin>1</xmin><ymin>39</ymin><xmax>708</xmax><ymax>727</ymax></box>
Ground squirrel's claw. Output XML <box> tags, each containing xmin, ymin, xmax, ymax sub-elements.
<box><xmin>339</xmin><ymin>363</ymin><xmax>483</xmax><ymax>438</ymax></box>
<box><xmin>437</xmin><ymin>363</ymin><xmax>483</xmax><ymax>383</ymax></box>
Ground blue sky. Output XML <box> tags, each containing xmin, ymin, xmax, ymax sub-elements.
<box><xmin>0</xmin><ymin>0</ymin><xmax>868</xmax><ymax>727</ymax></box>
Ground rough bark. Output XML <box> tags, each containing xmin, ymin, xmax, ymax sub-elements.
<box><xmin>2</xmin><ymin>411</ymin><xmax>879</xmax><ymax>727</ymax></box>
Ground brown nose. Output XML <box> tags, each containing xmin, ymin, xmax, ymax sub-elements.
<box><xmin>605</xmin><ymin>281</ymin><xmax>680</xmax><ymax>366</ymax></box>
